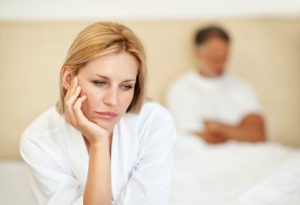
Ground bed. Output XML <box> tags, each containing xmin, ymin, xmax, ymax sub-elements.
<box><xmin>0</xmin><ymin>160</ymin><xmax>37</xmax><ymax>205</ymax></box>
<box><xmin>170</xmin><ymin>134</ymin><xmax>300</xmax><ymax>205</ymax></box>
<box><xmin>1</xmin><ymin>136</ymin><xmax>299</xmax><ymax>205</ymax></box>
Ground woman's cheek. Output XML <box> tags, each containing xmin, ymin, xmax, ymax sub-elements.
<box><xmin>81</xmin><ymin>97</ymin><xmax>90</xmax><ymax>118</ymax></box>
<box><xmin>122</xmin><ymin>92</ymin><xmax>134</xmax><ymax>112</ymax></box>
<box><xmin>83</xmin><ymin>92</ymin><xmax>98</xmax><ymax>112</ymax></box>
<box><xmin>80</xmin><ymin>88</ymin><xmax>96</xmax><ymax>115</ymax></box>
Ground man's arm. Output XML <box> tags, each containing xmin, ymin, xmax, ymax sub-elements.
<box><xmin>204</xmin><ymin>114</ymin><xmax>266</xmax><ymax>143</ymax></box>
<box><xmin>194</xmin><ymin>130</ymin><xmax>228</xmax><ymax>144</ymax></box>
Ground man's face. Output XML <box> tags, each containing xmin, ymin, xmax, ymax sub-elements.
<box><xmin>195</xmin><ymin>37</ymin><xmax>230</xmax><ymax>77</ymax></box>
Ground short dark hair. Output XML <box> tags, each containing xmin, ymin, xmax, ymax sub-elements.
<box><xmin>194</xmin><ymin>26</ymin><xmax>230</xmax><ymax>46</ymax></box>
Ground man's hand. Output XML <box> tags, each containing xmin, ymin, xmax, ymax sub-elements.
<box><xmin>194</xmin><ymin>121</ymin><xmax>227</xmax><ymax>144</ymax></box>
<box><xmin>204</xmin><ymin>121</ymin><xmax>224</xmax><ymax>134</ymax></box>
<box><xmin>195</xmin><ymin>130</ymin><xmax>228</xmax><ymax>144</ymax></box>
<box><xmin>195</xmin><ymin>116</ymin><xmax>266</xmax><ymax>143</ymax></box>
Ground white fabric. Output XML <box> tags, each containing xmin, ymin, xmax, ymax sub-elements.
<box><xmin>166</xmin><ymin>69</ymin><xmax>262</xmax><ymax>134</ymax></box>
<box><xmin>170</xmin><ymin>134</ymin><xmax>300</xmax><ymax>205</ymax></box>
<box><xmin>0</xmin><ymin>160</ymin><xmax>37</xmax><ymax>205</ymax></box>
<box><xmin>19</xmin><ymin>101</ymin><xmax>176</xmax><ymax>205</ymax></box>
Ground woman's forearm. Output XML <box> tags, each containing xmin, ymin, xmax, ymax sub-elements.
<box><xmin>83</xmin><ymin>141</ymin><xmax>112</xmax><ymax>205</ymax></box>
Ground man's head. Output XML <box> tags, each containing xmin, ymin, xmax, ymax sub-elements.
<box><xmin>194</xmin><ymin>26</ymin><xmax>230</xmax><ymax>77</ymax></box>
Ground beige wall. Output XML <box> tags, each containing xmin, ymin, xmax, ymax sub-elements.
<box><xmin>1</xmin><ymin>19</ymin><xmax>300</xmax><ymax>159</ymax></box>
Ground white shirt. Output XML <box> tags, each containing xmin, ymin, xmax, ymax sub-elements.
<box><xmin>20</xmin><ymin>101</ymin><xmax>176</xmax><ymax>205</ymax></box>
<box><xmin>166</xmin><ymin>69</ymin><xmax>262</xmax><ymax>134</ymax></box>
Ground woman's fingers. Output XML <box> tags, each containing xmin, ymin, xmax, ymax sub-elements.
<box><xmin>64</xmin><ymin>77</ymin><xmax>81</xmax><ymax>125</ymax></box>
<box><xmin>64</xmin><ymin>87</ymin><xmax>80</xmax><ymax>123</ymax></box>
<box><xmin>65</xmin><ymin>77</ymin><xmax>78</xmax><ymax>100</ymax></box>
<box><xmin>73</xmin><ymin>95</ymin><xmax>109</xmax><ymax>143</ymax></box>
<box><xmin>73</xmin><ymin>95</ymin><xmax>88</xmax><ymax>127</ymax></box>
<box><xmin>67</xmin><ymin>86</ymin><xmax>81</xmax><ymax>105</ymax></box>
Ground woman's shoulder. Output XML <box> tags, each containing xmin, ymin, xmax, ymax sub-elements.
<box><xmin>122</xmin><ymin>100</ymin><xmax>175</xmax><ymax>133</ymax></box>
<box><xmin>121</xmin><ymin>100</ymin><xmax>176</xmax><ymax>154</ymax></box>
<box><xmin>137</xmin><ymin>100</ymin><xmax>172</xmax><ymax>120</ymax></box>
<box><xmin>19</xmin><ymin>107</ymin><xmax>70</xmax><ymax>172</ymax></box>
<box><xmin>20</xmin><ymin>107</ymin><xmax>61</xmax><ymax>143</ymax></box>
<box><xmin>142</xmin><ymin>100</ymin><xmax>173</xmax><ymax>120</ymax></box>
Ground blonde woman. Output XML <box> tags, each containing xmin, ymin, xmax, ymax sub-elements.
<box><xmin>20</xmin><ymin>22</ymin><xmax>176</xmax><ymax>205</ymax></box>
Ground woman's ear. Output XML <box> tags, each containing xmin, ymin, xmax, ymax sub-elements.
<box><xmin>62</xmin><ymin>66</ymin><xmax>75</xmax><ymax>90</ymax></box>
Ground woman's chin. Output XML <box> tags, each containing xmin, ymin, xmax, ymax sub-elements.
<box><xmin>93</xmin><ymin>118</ymin><xmax>115</xmax><ymax>132</ymax></box>
<box><xmin>85</xmin><ymin>111</ymin><xmax>119</xmax><ymax>132</ymax></box>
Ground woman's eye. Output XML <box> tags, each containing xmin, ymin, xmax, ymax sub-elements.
<box><xmin>121</xmin><ymin>85</ymin><xmax>133</xmax><ymax>91</ymax></box>
<box><xmin>92</xmin><ymin>80</ymin><xmax>106</xmax><ymax>86</ymax></box>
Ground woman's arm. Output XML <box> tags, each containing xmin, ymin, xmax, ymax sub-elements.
<box><xmin>20</xmin><ymin>135</ymin><xmax>84</xmax><ymax>205</ymax></box>
<box><xmin>65</xmin><ymin>77</ymin><xmax>112</xmax><ymax>205</ymax></box>
<box><xmin>84</xmin><ymin>141</ymin><xmax>111</xmax><ymax>205</ymax></box>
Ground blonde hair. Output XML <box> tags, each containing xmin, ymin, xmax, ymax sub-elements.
<box><xmin>56</xmin><ymin>22</ymin><xmax>147</xmax><ymax>115</ymax></box>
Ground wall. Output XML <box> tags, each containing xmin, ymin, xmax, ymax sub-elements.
<box><xmin>0</xmin><ymin>19</ymin><xmax>299</xmax><ymax>159</ymax></box>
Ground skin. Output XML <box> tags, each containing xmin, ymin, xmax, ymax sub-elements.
<box><xmin>62</xmin><ymin>51</ymin><xmax>138</xmax><ymax>205</ymax></box>
<box><xmin>195</xmin><ymin>37</ymin><xmax>229</xmax><ymax>78</ymax></box>
<box><xmin>194</xmin><ymin>37</ymin><xmax>266</xmax><ymax>144</ymax></box>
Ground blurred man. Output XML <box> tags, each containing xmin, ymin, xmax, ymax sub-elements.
<box><xmin>167</xmin><ymin>26</ymin><xmax>266</xmax><ymax>144</ymax></box>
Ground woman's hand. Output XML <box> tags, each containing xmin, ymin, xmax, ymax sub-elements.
<box><xmin>64</xmin><ymin>76</ymin><xmax>110</xmax><ymax>145</ymax></box>
<box><xmin>64</xmin><ymin>77</ymin><xmax>112</xmax><ymax>205</ymax></box>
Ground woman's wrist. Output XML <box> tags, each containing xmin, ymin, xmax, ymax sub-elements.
<box><xmin>89</xmin><ymin>136</ymin><xmax>110</xmax><ymax>150</ymax></box>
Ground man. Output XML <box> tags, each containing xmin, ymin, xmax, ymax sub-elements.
<box><xmin>167</xmin><ymin>26</ymin><xmax>266</xmax><ymax>144</ymax></box>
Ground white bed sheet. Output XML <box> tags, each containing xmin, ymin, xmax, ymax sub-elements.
<box><xmin>170</xmin><ymin>134</ymin><xmax>300</xmax><ymax>205</ymax></box>
<box><xmin>1</xmin><ymin>136</ymin><xmax>299</xmax><ymax>205</ymax></box>
<box><xmin>0</xmin><ymin>160</ymin><xmax>37</xmax><ymax>205</ymax></box>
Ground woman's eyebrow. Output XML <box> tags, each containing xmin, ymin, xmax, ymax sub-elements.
<box><xmin>122</xmin><ymin>79</ymin><xmax>136</xmax><ymax>83</ymax></box>
<box><xmin>93</xmin><ymin>74</ymin><xmax>109</xmax><ymax>79</ymax></box>
<box><xmin>93</xmin><ymin>74</ymin><xmax>136</xmax><ymax>83</ymax></box>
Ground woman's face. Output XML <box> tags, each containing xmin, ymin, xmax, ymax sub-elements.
<box><xmin>76</xmin><ymin>51</ymin><xmax>138</xmax><ymax>132</ymax></box>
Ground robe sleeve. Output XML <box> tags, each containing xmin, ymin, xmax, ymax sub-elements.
<box><xmin>20</xmin><ymin>135</ymin><xmax>83</xmax><ymax>205</ymax></box>
<box><xmin>113</xmin><ymin>117</ymin><xmax>176</xmax><ymax>205</ymax></box>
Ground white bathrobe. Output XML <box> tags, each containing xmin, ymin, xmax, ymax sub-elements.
<box><xmin>20</xmin><ymin>101</ymin><xmax>176</xmax><ymax>205</ymax></box>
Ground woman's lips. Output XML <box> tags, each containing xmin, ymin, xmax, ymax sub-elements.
<box><xmin>95</xmin><ymin>111</ymin><xmax>118</xmax><ymax>120</ymax></box>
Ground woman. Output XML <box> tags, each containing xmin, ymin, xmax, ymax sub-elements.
<box><xmin>20</xmin><ymin>22</ymin><xmax>176</xmax><ymax>205</ymax></box>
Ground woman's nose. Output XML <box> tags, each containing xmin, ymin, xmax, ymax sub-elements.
<box><xmin>103</xmin><ymin>88</ymin><xmax>118</xmax><ymax>106</ymax></box>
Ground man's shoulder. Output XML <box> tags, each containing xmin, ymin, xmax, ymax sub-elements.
<box><xmin>168</xmin><ymin>69</ymin><xmax>197</xmax><ymax>92</ymax></box>
<box><xmin>173</xmin><ymin>69</ymin><xmax>196</xmax><ymax>83</ymax></box>
<box><xmin>225</xmin><ymin>74</ymin><xmax>255</xmax><ymax>91</ymax></box>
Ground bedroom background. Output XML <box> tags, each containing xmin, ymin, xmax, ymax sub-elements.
<box><xmin>0</xmin><ymin>0</ymin><xmax>299</xmax><ymax>204</ymax></box>
<box><xmin>1</xmin><ymin>1</ymin><xmax>300</xmax><ymax>159</ymax></box>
